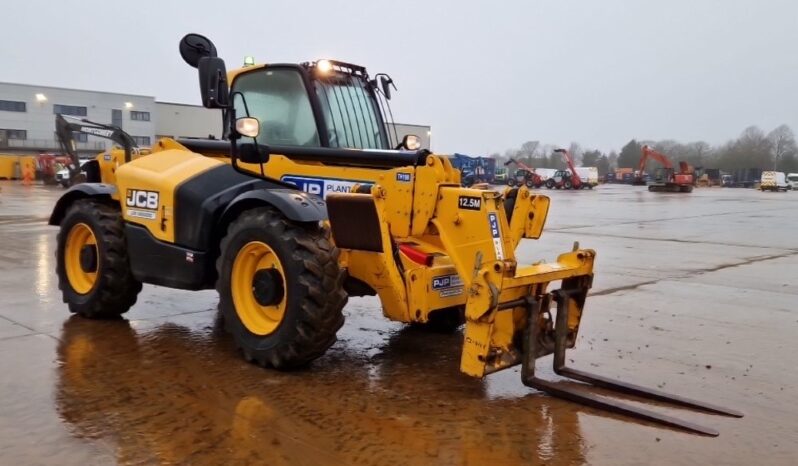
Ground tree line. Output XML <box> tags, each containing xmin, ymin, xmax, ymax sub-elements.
<box><xmin>491</xmin><ymin>124</ymin><xmax>798</xmax><ymax>176</ymax></box>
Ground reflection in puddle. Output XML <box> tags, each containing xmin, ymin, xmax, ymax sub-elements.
<box><xmin>35</xmin><ymin>233</ymin><xmax>52</xmax><ymax>301</ymax></box>
<box><xmin>55</xmin><ymin>316</ymin><xmax>590</xmax><ymax>465</ymax></box>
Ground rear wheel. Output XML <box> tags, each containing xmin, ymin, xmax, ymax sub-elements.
<box><xmin>217</xmin><ymin>207</ymin><xmax>347</xmax><ymax>369</ymax></box>
<box><xmin>56</xmin><ymin>199</ymin><xmax>142</xmax><ymax>318</ymax></box>
<box><xmin>507</xmin><ymin>178</ymin><xmax>516</xmax><ymax>187</ymax></box>
<box><xmin>525</xmin><ymin>179</ymin><xmax>535</xmax><ymax>189</ymax></box>
<box><xmin>564</xmin><ymin>180</ymin><xmax>573</xmax><ymax>190</ymax></box>
<box><xmin>546</xmin><ymin>179</ymin><xmax>555</xmax><ymax>189</ymax></box>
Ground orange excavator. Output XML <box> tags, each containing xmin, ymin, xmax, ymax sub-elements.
<box><xmin>504</xmin><ymin>157</ymin><xmax>543</xmax><ymax>188</ymax></box>
<box><xmin>633</xmin><ymin>145</ymin><xmax>694</xmax><ymax>193</ymax></box>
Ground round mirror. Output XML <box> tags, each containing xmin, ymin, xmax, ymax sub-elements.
<box><xmin>179</xmin><ymin>33</ymin><xmax>218</xmax><ymax>68</ymax></box>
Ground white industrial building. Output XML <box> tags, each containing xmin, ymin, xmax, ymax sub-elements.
<box><xmin>0</xmin><ymin>81</ymin><xmax>430</xmax><ymax>155</ymax></box>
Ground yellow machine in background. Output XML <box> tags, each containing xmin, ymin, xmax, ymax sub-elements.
<box><xmin>47</xmin><ymin>33</ymin><xmax>741</xmax><ymax>436</ymax></box>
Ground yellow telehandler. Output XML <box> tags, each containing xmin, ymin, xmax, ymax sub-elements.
<box><xmin>48</xmin><ymin>34</ymin><xmax>740</xmax><ymax>435</ymax></box>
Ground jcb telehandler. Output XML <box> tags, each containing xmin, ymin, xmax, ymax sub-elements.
<box><xmin>49</xmin><ymin>34</ymin><xmax>740</xmax><ymax>435</ymax></box>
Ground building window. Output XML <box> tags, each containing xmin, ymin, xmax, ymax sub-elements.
<box><xmin>53</xmin><ymin>104</ymin><xmax>88</xmax><ymax>116</ymax></box>
<box><xmin>112</xmin><ymin>109</ymin><xmax>123</xmax><ymax>128</ymax></box>
<box><xmin>0</xmin><ymin>100</ymin><xmax>26</xmax><ymax>112</ymax></box>
<box><xmin>132</xmin><ymin>136</ymin><xmax>151</xmax><ymax>146</ymax></box>
<box><xmin>3</xmin><ymin>129</ymin><xmax>27</xmax><ymax>140</ymax></box>
<box><xmin>130</xmin><ymin>110</ymin><xmax>150</xmax><ymax>121</ymax></box>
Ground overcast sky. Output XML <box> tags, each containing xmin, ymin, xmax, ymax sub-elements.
<box><xmin>3</xmin><ymin>0</ymin><xmax>797</xmax><ymax>154</ymax></box>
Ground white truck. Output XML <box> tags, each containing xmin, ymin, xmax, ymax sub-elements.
<box><xmin>574</xmin><ymin>167</ymin><xmax>599</xmax><ymax>188</ymax></box>
<box><xmin>55</xmin><ymin>159</ymin><xmax>89</xmax><ymax>188</ymax></box>
<box><xmin>787</xmin><ymin>173</ymin><xmax>798</xmax><ymax>190</ymax></box>
<box><xmin>760</xmin><ymin>171</ymin><xmax>790</xmax><ymax>192</ymax></box>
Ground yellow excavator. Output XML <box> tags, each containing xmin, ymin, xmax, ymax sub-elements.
<box><xmin>48</xmin><ymin>33</ymin><xmax>741</xmax><ymax>435</ymax></box>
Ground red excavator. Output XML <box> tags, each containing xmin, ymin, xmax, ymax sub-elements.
<box><xmin>504</xmin><ymin>158</ymin><xmax>543</xmax><ymax>188</ymax></box>
<box><xmin>546</xmin><ymin>149</ymin><xmax>586</xmax><ymax>190</ymax></box>
<box><xmin>634</xmin><ymin>145</ymin><xmax>694</xmax><ymax>192</ymax></box>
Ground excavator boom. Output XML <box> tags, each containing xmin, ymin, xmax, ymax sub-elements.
<box><xmin>55</xmin><ymin>114</ymin><xmax>138</xmax><ymax>184</ymax></box>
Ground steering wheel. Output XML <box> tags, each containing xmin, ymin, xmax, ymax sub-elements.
<box><xmin>261</xmin><ymin>122</ymin><xmax>298</xmax><ymax>146</ymax></box>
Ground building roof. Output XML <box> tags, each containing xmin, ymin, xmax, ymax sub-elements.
<box><xmin>0</xmin><ymin>81</ymin><xmax>153</xmax><ymax>99</ymax></box>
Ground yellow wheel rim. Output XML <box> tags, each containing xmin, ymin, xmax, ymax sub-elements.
<box><xmin>231</xmin><ymin>241</ymin><xmax>287</xmax><ymax>336</ymax></box>
<box><xmin>64</xmin><ymin>223</ymin><xmax>98</xmax><ymax>294</ymax></box>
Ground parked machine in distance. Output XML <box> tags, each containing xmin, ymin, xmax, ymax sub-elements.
<box><xmin>695</xmin><ymin>168</ymin><xmax>721</xmax><ymax>187</ymax></box>
<box><xmin>721</xmin><ymin>174</ymin><xmax>735</xmax><ymax>187</ymax></box>
<box><xmin>54</xmin><ymin>113</ymin><xmax>142</xmax><ymax>189</ymax></box>
<box><xmin>633</xmin><ymin>145</ymin><xmax>694</xmax><ymax>192</ymax></box>
<box><xmin>55</xmin><ymin>159</ymin><xmax>89</xmax><ymax>187</ymax></box>
<box><xmin>786</xmin><ymin>173</ymin><xmax>798</xmax><ymax>190</ymax></box>
<box><xmin>450</xmin><ymin>154</ymin><xmax>496</xmax><ymax>186</ymax></box>
<box><xmin>545</xmin><ymin>149</ymin><xmax>589</xmax><ymax>190</ymax></box>
<box><xmin>760</xmin><ymin>171</ymin><xmax>790</xmax><ymax>191</ymax></box>
<box><xmin>493</xmin><ymin>167</ymin><xmax>508</xmax><ymax>183</ymax></box>
<box><xmin>504</xmin><ymin>158</ymin><xmax>543</xmax><ymax>188</ymax></box>
<box><xmin>726</xmin><ymin>168</ymin><xmax>763</xmax><ymax>188</ymax></box>
<box><xmin>35</xmin><ymin>153</ymin><xmax>71</xmax><ymax>185</ymax></box>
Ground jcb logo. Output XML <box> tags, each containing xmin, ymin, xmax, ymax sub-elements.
<box><xmin>126</xmin><ymin>189</ymin><xmax>159</xmax><ymax>210</ymax></box>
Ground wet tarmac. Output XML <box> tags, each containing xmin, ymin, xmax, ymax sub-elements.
<box><xmin>0</xmin><ymin>180</ymin><xmax>796</xmax><ymax>465</ymax></box>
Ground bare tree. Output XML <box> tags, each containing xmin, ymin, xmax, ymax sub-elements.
<box><xmin>568</xmin><ymin>142</ymin><xmax>582</xmax><ymax>165</ymax></box>
<box><xmin>767</xmin><ymin>124</ymin><xmax>797</xmax><ymax>170</ymax></box>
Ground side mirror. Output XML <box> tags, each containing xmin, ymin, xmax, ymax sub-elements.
<box><xmin>179</xmin><ymin>33</ymin><xmax>218</xmax><ymax>68</ymax></box>
<box><xmin>238</xmin><ymin>143</ymin><xmax>270</xmax><ymax>164</ymax></box>
<box><xmin>198</xmin><ymin>56</ymin><xmax>229</xmax><ymax>109</ymax></box>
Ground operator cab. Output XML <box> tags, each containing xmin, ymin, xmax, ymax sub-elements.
<box><xmin>178</xmin><ymin>33</ymin><xmax>421</xmax><ymax>157</ymax></box>
<box><xmin>231</xmin><ymin>60</ymin><xmax>392</xmax><ymax>151</ymax></box>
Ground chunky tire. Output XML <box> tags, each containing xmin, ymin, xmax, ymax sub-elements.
<box><xmin>56</xmin><ymin>199</ymin><xmax>142</xmax><ymax>318</ymax></box>
<box><xmin>564</xmin><ymin>180</ymin><xmax>573</xmax><ymax>190</ymax></box>
<box><xmin>525</xmin><ymin>179</ymin><xmax>535</xmax><ymax>189</ymax></box>
<box><xmin>507</xmin><ymin>179</ymin><xmax>516</xmax><ymax>187</ymax></box>
<box><xmin>217</xmin><ymin>207</ymin><xmax>347</xmax><ymax>369</ymax></box>
<box><xmin>546</xmin><ymin>179</ymin><xmax>555</xmax><ymax>189</ymax></box>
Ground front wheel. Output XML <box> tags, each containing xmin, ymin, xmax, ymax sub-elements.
<box><xmin>56</xmin><ymin>199</ymin><xmax>142</xmax><ymax>318</ymax></box>
<box><xmin>564</xmin><ymin>180</ymin><xmax>573</xmax><ymax>190</ymax></box>
<box><xmin>545</xmin><ymin>179</ymin><xmax>555</xmax><ymax>189</ymax></box>
<box><xmin>217</xmin><ymin>207</ymin><xmax>347</xmax><ymax>369</ymax></box>
<box><xmin>507</xmin><ymin>179</ymin><xmax>517</xmax><ymax>187</ymax></box>
<box><xmin>525</xmin><ymin>179</ymin><xmax>535</xmax><ymax>189</ymax></box>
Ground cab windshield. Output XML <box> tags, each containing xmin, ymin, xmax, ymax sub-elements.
<box><xmin>231</xmin><ymin>66</ymin><xmax>389</xmax><ymax>150</ymax></box>
<box><xmin>314</xmin><ymin>74</ymin><xmax>388</xmax><ymax>150</ymax></box>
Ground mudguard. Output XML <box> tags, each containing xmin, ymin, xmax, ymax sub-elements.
<box><xmin>220</xmin><ymin>188</ymin><xmax>328</xmax><ymax>227</ymax></box>
<box><xmin>48</xmin><ymin>183</ymin><xmax>117</xmax><ymax>226</ymax></box>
